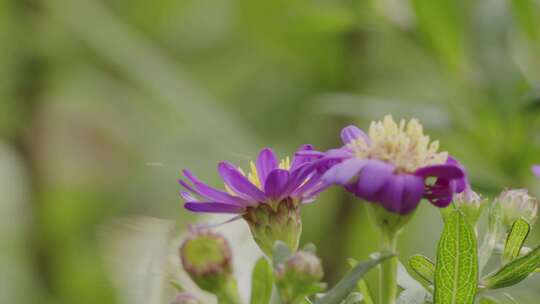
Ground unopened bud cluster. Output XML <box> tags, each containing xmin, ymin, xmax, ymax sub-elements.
<box><xmin>453</xmin><ymin>190</ymin><xmax>487</xmax><ymax>225</ymax></box>
<box><xmin>275</xmin><ymin>250</ymin><xmax>325</xmax><ymax>303</ymax></box>
<box><xmin>496</xmin><ymin>189</ymin><xmax>538</xmax><ymax>229</ymax></box>
<box><xmin>180</xmin><ymin>230</ymin><xmax>233</xmax><ymax>292</ymax></box>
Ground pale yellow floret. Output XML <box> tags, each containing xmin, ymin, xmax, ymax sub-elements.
<box><xmin>279</xmin><ymin>156</ymin><xmax>291</xmax><ymax>170</ymax></box>
<box><xmin>348</xmin><ymin>115</ymin><xmax>448</xmax><ymax>173</ymax></box>
<box><xmin>224</xmin><ymin>157</ymin><xmax>292</xmax><ymax>194</ymax></box>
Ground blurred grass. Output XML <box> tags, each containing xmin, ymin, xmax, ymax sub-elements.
<box><xmin>2</xmin><ymin>0</ymin><xmax>540</xmax><ymax>303</ymax></box>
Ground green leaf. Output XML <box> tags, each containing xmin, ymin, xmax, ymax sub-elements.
<box><xmin>357</xmin><ymin>279</ymin><xmax>374</xmax><ymax>304</ymax></box>
<box><xmin>434</xmin><ymin>210</ymin><xmax>478</xmax><ymax>304</ymax></box>
<box><xmin>250</xmin><ymin>257</ymin><xmax>274</xmax><ymax>304</ymax></box>
<box><xmin>273</xmin><ymin>241</ymin><xmax>292</xmax><ymax>265</ymax></box>
<box><xmin>502</xmin><ymin>218</ymin><xmax>530</xmax><ymax>264</ymax></box>
<box><xmin>483</xmin><ymin>243</ymin><xmax>540</xmax><ymax>289</ymax></box>
<box><xmin>408</xmin><ymin>255</ymin><xmax>435</xmax><ymax>286</ymax></box>
<box><xmin>314</xmin><ymin>255</ymin><xmax>392</xmax><ymax>304</ymax></box>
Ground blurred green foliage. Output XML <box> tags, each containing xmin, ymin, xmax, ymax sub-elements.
<box><xmin>2</xmin><ymin>0</ymin><xmax>540</xmax><ymax>303</ymax></box>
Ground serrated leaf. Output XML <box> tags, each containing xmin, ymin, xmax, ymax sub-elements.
<box><xmin>434</xmin><ymin>210</ymin><xmax>478</xmax><ymax>304</ymax></box>
<box><xmin>409</xmin><ymin>255</ymin><xmax>435</xmax><ymax>286</ymax></box>
<box><xmin>273</xmin><ymin>241</ymin><xmax>292</xmax><ymax>265</ymax></box>
<box><xmin>502</xmin><ymin>218</ymin><xmax>530</xmax><ymax>264</ymax></box>
<box><xmin>314</xmin><ymin>255</ymin><xmax>392</xmax><ymax>304</ymax></box>
<box><xmin>483</xmin><ymin>243</ymin><xmax>540</xmax><ymax>289</ymax></box>
<box><xmin>250</xmin><ymin>257</ymin><xmax>274</xmax><ymax>304</ymax></box>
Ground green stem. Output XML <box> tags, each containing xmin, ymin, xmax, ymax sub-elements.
<box><xmin>379</xmin><ymin>230</ymin><xmax>398</xmax><ymax>304</ymax></box>
<box><xmin>216</xmin><ymin>279</ymin><xmax>241</xmax><ymax>304</ymax></box>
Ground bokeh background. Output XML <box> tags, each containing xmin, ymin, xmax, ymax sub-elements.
<box><xmin>2</xmin><ymin>0</ymin><xmax>540</xmax><ymax>303</ymax></box>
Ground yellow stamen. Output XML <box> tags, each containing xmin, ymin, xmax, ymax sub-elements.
<box><xmin>279</xmin><ymin>156</ymin><xmax>291</xmax><ymax>170</ymax></box>
<box><xmin>348</xmin><ymin>115</ymin><xmax>448</xmax><ymax>173</ymax></box>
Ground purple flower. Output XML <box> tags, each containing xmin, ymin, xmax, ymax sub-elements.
<box><xmin>532</xmin><ymin>165</ymin><xmax>540</xmax><ymax>178</ymax></box>
<box><xmin>306</xmin><ymin>116</ymin><xmax>467</xmax><ymax>215</ymax></box>
<box><xmin>179</xmin><ymin>145</ymin><xmax>325</xmax><ymax>215</ymax></box>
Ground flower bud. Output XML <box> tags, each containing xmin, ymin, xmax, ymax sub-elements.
<box><xmin>170</xmin><ymin>293</ymin><xmax>202</xmax><ymax>304</ymax></box>
<box><xmin>180</xmin><ymin>230</ymin><xmax>233</xmax><ymax>293</ymax></box>
<box><xmin>453</xmin><ymin>190</ymin><xmax>487</xmax><ymax>225</ymax></box>
<box><xmin>496</xmin><ymin>189</ymin><xmax>538</xmax><ymax>229</ymax></box>
<box><xmin>243</xmin><ymin>198</ymin><xmax>302</xmax><ymax>257</ymax></box>
<box><xmin>275</xmin><ymin>250</ymin><xmax>325</xmax><ymax>302</ymax></box>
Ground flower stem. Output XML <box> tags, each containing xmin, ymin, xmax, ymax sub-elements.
<box><xmin>379</xmin><ymin>230</ymin><xmax>398</xmax><ymax>304</ymax></box>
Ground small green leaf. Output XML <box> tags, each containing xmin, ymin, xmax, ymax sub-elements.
<box><xmin>483</xmin><ymin>243</ymin><xmax>540</xmax><ymax>289</ymax></box>
<box><xmin>434</xmin><ymin>210</ymin><xmax>478</xmax><ymax>304</ymax></box>
<box><xmin>502</xmin><ymin>218</ymin><xmax>530</xmax><ymax>264</ymax></box>
<box><xmin>314</xmin><ymin>255</ymin><xmax>392</xmax><ymax>304</ymax></box>
<box><xmin>408</xmin><ymin>255</ymin><xmax>435</xmax><ymax>286</ymax></box>
<box><xmin>273</xmin><ymin>241</ymin><xmax>292</xmax><ymax>265</ymax></box>
<box><xmin>250</xmin><ymin>257</ymin><xmax>274</xmax><ymax>304</ymax></box>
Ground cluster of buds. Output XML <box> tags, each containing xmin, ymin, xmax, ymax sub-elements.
<box><xmin>495</xmin><ymin>189</ymin><xmax>538</xmax><ymax>229</ymax></box>
<box><xmin>453</xmin><ymin>189</ymin><xmax>487</xmax><ymax>226</ymax></box>
<box><xmin>180</xmin><ymin>230</ymin><xmax>240</xmax><ymax>303</ymax></box>
<box><xmin>170</xmin><ymin>293</ymin><xmax>202</xmax><ymax>304</ymax></box>
<box><xmin>243</xmin><ymin>198</ymin><xmax>302</xmax><ymax>257</ymax></box>
<box><xmin>275</xmin><ymin>250</ymin><xmax>325</xmax><ymax>303</ymax></box>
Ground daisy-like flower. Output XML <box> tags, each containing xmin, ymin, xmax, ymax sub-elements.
<box><xmin>308</xmin><ymin>115</ymin><xmax>467</xmax><ymax>215</ymax></box>
<box><xmin>179</xmin><ymin>145</ymin><xmax>325</xmax><ymax>255</ymax></box>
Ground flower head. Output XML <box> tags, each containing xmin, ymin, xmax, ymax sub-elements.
<box><xmin>275</xmin><ymin>250</ymin><xmax>325</xmax><ymax>302</ymax></box>
<box><xmin>311</xmin><ymin>115</ymin><xmax>467</xmax><ymax>215</ymax></box>
<box><xmin>180</xmin><ymin>229</ymin><xmax>232</xmax><ymax>281</ymax></box>
<box><xmin>179</xmin><ymin>230</ymin><xmax>239</xmax><ymax>301</ymax></box>
<box><xmin>453</xmin><ymin>189</ymin><xmax>487</xmax><ymax>225</ymax></box>
<box><xmin>179</xmin><ymin>145</ymin><xmax>325</xmax><ymax>255</ymax></box>
<box><xmin>496</xmin><ymin>189</ymin><xmax>538</xmax><ymax>228</ymax></box>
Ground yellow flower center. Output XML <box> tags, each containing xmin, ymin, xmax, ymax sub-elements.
<box><xmin>225</xmin><ymin>156</ymin><xmax>291</xmax><ymax>194</ymax></box>
<box><xmin>347</xmin><ymin>115</ymin><xmax>448</xmax><ymax>173</ymax></box>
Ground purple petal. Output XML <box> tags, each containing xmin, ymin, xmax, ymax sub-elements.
<box><xmin>291</xmin><ymin>171</ymin><xmax>323</xmax><ymax>198</ymax></box>
<box><xmin>425</xmin><ymin>179</ymin><xmax>455</xmax><ymax>208</ymax></box>
<box><xmin>218</xmin><ymin>162</ymin><xmax>267</xmax><ymax>202</ymax></box>
<box><xmin>415</xmin><ymin>164</ymin><xmax>464</xmax><ymax>179</ymax></box>
<box><xmin>533</xmin><ymin>165</ymin><xmax>540</xmax><ymax>178</ymax></box>
<box><xmin>375</xmin><ymin>175</ymin><xmax>405</xmax><ymax>214</ymax></box>
<box><xmin>182</xmin><ymin>170</ymin><xmax>247</xmax><ymax>206</ymax></box>
<box><xmin>322</xmin><ymin>158</ymin><xmax>367</xmax><ymax>185</ymax></box>
<box><xmin>341</xmin><ymin>125</ymin><xmax>369</xmax><ymax>144</ymax></box>
<box><xmin>264</xmin><ymin>169</ymin><xmax>290</xmax><ymax>200</ymax></box>
<box><xmin>291</xmin><ymin>144</ymin><xmax>314</xmax><ymax>170</ymax></box>
<box><xmin>184</xmin><ymin>202</ymin><xmax>244</xmax><ymax>214</ymax></box>
<box><xmin>355</xmin><ymin>160</ymin><xmax>395</xmax><ymax>198</ymax></box>
<box><xmin>400</xmin><ymin>174</ymin><xmax>426</xmax><ymax>214</ymax></box>
<box><xmin>180</xmin><ymin>191</ymin><xmax>198</xmax><ymax>201</ymax></box>
<box><xmin>256</xmin><ymin>148</ymin><xmax>278</xmax><ymax>184</ymax></box>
